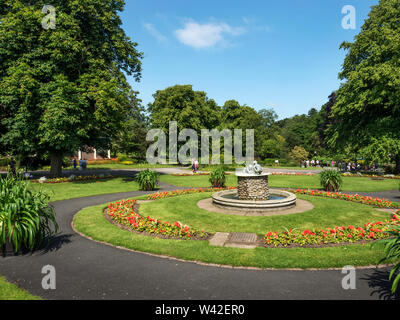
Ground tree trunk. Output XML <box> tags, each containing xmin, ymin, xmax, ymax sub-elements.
<box><xmin>50</xmin><ymin>152</ymin><xmax>63</xmax><ymax>178</ymax></box>
<box><xmin>395</xmin><ymin>154</ymin><xmax>400</xmax><ymax>174</ymax></box>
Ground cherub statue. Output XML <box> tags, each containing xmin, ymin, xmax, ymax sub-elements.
<box><xmin>243</xmin><ymin>160</ymin><xmax>263</xmax><ymax>175</ymax></box>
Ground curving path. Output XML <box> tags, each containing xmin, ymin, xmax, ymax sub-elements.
<box><xmin>0</xmin><ymin>182</ymin><xmax>399</xmax><ymax>300</ymax></box>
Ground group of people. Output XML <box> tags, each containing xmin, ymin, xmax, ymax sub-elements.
<box><xmin>301</xmin><ymin>159</ymin><xmax>335</xmax><ymax>168</ymax></box>
<box><xmin>300</xmin><ymin>159</ymin><xmax>380</xmax><ymax>172</ymax></box>
<box><xmin>73</xmin><ymin>158</ymin><xmax>88</xmax><ymax>171</ymax></box>
<box><xmin>339</xmin><ymin>162</ymin><xmax>379</xmax><ymax>172</ymax></box>
<box><xmin>191</xmin><ymin>158</ymin><xmax>199</xmax><ymax>173</ymax></box>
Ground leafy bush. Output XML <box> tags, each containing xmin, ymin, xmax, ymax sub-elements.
<box><xmin>320</xmin><ymin>169</ymin><xmax>343</xmax><ymax>192</ymax></box>
<box><xmin>373</xmin><ymin>224</ymin><xmax>400</xmax><ymax>294</ymax></box>
<box><xmin>135</xmin><ymin>169</ymin><xmax>159</xmax><ymax>191</ymax></box>
<box><xmin>209</xmin><ymin>166</ymin><xmax>226</xmax><ymax>188</ymax></box>
<box><xmin>0</xmin><ymin>174</ymin><xmax>58</xmax><ymax>253</ymax></box>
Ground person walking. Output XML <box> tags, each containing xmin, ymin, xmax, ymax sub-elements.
<box><xmin>9</xmin><ymin>157</ymin><xmax>16</xmax><ymax>175</ymax></box>
<box><xmin>194</xmin><ymin>159</ymin><xmax>199</xmax><ymax>173</ymax></box>
<box><xmin>73</xmin><ymin>158</ymin><xmax>77</xmax><ymax>170</ymax></box>
<box><xmin>191</xmin><ymin>158</ymin><xmax>195</xmax><ymax>173</ymax></box>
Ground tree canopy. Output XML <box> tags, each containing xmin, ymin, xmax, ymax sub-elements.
<box><xmin>0</xmin><ymin>0</ymin><xmax>143</xmax><ymax>176</ymax></box>
<box><xmin>328</xmin><ymin>0</ymin><xmax>400</xmax><ymax>171</ymax></box>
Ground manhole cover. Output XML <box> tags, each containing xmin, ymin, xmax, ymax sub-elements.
<box><xmin>228</xmin><ymin>232</ymin><xmax>257</xmax><ymax>244</ymax></box>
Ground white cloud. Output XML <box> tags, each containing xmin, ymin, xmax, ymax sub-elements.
<box><xmin>143</xmin><ymin>23</ymin><xmax>168</xmax><ymax>44</ymax></box>
<box><xmin>174</xmin><ymin>21</ymin><xmax>245</xmax><ymax>49</ymax></box>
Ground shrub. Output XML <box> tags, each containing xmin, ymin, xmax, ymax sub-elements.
<box><xmin>135</xmin><ymin>169</ymin><xmax>159</xmax><ymax>191</ymax></box>
<box><xmin>0</xmin><ymin>174</ymin><xmax>58</xmax><ymax>253</ymax></box>
<box><xmin>320</xmin><ymin>169</ymin><xmax>343</xmax><ymax>192</ymax></box>
<box><xmin>209</xmin><ymin>166</ymin><xmax>226</xmax><ymax>188</ymax></box>
<box><xmin>373</xmin><ymin>224</ymin><xmax>400</xmax><ymax>294</ymax></box>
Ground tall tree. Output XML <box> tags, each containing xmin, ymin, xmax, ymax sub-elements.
<box><xmin>149</xmin><ymin>85</ymin><xmax>220</xmax><ymax>132</ymax></box>
<box><xmin>0</xmin><ymin>0</ymin><xmax>142</xmax><ymax>176</ymax></box>
<box><xmin>328</xmin><ymin>0</ymin><xmax>400</xmax><ymax>171</ymax></box>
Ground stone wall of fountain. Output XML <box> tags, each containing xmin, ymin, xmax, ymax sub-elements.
<box><xmin>211</xmin><ymin>161</ymin><xmax>297</xmax><ymax>212</ymax></box>
<box><xmin>237</xmin><ymin>174</ymin><xmax>270</xmax><ymax>200</ymax></box>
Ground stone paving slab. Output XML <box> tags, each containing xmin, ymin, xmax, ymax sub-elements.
<box><xmin>209</xmin><ymin>232</ymin><xmax>260</xmax><ymax>249</ymax></box>
<box><xmin>209</xmin><ymin>232</ymin><xmax>230</xmax><ymax>247</ymax></box>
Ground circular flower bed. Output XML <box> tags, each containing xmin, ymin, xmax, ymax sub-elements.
<box><xmin>106</xmin><ymin>188</ymin><xmax>400</xmax><ymax>248</ymax></box>
<box><xmin>106</xmin><ymin>199</ymin><xmax>210</xmax><ymax>240</ymax></box>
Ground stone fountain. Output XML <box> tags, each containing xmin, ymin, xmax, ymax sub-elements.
<box><xmin>212</xmin><ymin>161</ymin><xmax>296</xmax><ymax>212</ymax></box>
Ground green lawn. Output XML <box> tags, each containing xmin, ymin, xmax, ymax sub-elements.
<box><xmin>139</xmin><ymin>193</ymin><xmax>391</xmax><ymax>235</ymax></box>
<box><xmin>29</xmin><ymin>177</ymin><xmax>140</xmax><ymax>202</ymax></box>
<box><xmin>160</xmin><ymin>174</ymin><xmax>400</xmax><ymax>192</ymax></box>
<box><xmin>0</xmin><ymin>276</ymin><xmax>41</xmax><ymax>300</ymax></box>
<box><xmin>29</xmin><ymin>173</ymin><xmax>398</xmax><ymax>203</ymax></box>
<box><xmin>73</xmin><ymin>202</ymin><xmax>388</xmax><ymax>269</ymax></box>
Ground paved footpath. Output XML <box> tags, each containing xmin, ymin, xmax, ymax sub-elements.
<box><xmin>0</xmin><ymin>183</ymin><xmax>399</xmax><ymax>300</ymax></box>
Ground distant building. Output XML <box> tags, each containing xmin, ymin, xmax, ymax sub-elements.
<box><xmin>76</xmin><ymin>147</ymin><xmax>111</xmax><ymax>161</ymax></box>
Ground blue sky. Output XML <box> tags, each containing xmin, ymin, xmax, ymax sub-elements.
<box><xmin>121</xmin><ymin>0</ymin><xmax>379</xmax><ymax>119</ymax></box>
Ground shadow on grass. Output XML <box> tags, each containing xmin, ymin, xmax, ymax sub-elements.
<box><xmin>361</xmin><ymin>269</ymin><xmax>400</xmax><ymax>300</ymax></box>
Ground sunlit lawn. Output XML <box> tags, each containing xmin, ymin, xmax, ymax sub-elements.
<box><xmin>0</xmin><ymin>276</ymin><xmax>41</xmax><ymax>300</ymax></box>
<box><xmin>160</xmin><ymin>174</ymin><xmax>399</xmax><ymax>192</ymax></box>
<box><xmin>139</xmin><ymin>193</ymin><xmax>391</xmax><ymax>235</ymax></box>
<box><xmin>29</xmin><ymin>177</ymin><xmax>140</xmax><ymax>201</ymax></box>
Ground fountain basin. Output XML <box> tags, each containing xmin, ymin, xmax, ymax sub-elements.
<box><xmin>212</xmin><ymin>189</ymin><xmax>297</xmax><ymax>212</ymax></box>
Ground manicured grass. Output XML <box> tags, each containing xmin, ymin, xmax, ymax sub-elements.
<box><xmin>139</xmin><ymin>193</ymin><xmax>392</xmax><ymax>235</ymax></box>
<box><xmin>73</xmin><ymin>202</ymin><xmax>388</xmax><ymax>269</ymax></box>
<box><xmin>159</xmin><ymin>174</ymin><xmax>399</xmax><ymax>192</ymax></box>
<box><xmin>0</xmin><ymin>276</ymin><xmax>41</xmax><ymax>300</ymax></box>
<box><xmin>29</xmin><ymin>177</ymin><xmax>140</xmax><ymax>202</ymax></box>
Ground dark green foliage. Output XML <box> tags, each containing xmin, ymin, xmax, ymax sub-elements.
<box><xmin>0</xmin><ymin>174</ymin><xmax>58</xmax><ymax>253</ymax></box>
<box><xmin>328</xmin><ymin>0</ymin><xmax>400</xmax><ymax>171</ymax></box>
<box><xmin>319</xmin><ymin>169</ymin><xmax>343</xmax><ymax>192</ymax></box>
<box><xmin>135</xmin><ymin>169</ymin><xmax>159</xmax><ymax>191</ymax></box>
<box><xmin>209</xmin><ymin>167</ymin><xmax>226</xmax><ymax>188</ymax></box>
<box><xmin>0</xmin><ymin>1</ymin><xmax>143</xmax><ymax>176</ymax></box>
<box><xmin>373</xmin><ymin>224</ymin><xmax>400</xmax><ymax>294</ymax></box>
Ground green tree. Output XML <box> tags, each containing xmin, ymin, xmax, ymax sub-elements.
<box><xmin>149</xmin><ymin>85</ymin><xmax>220</xmax><ymax>132</ymax></box>
<box><xmin>111</xmin><ymin>103</ymin><xmax>149</xmax><ymax>162</ymax></box>
<box><xmin>0</xmin><ymin>1</ymin><xmax>142</xmax><ymax>176</ymax></box>
<box><xmin>289</xmin><ymin>146</ymin><xmax>309</xmax><ymax>163</ymax></box>
<box><xmin>328</xmin><ymin>0</ymin><xmax>400</xmax><ymax>172</ymax></box>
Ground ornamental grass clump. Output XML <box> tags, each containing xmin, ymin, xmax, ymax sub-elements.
<box><xmin>320</xmin><ymin>169</ymin><xmax>343</xmax><ymax>192</ymax></box>
<box><xmin>135</xmin><ymin>169</ymin><xmax>159</xmax><ymax>191</ymax></box>
<box><xmin>373</xmin><ymin>224</ymin><xmax>400</xmax><ymax>294</ymax></box>
<box><xmin>0</xmin><ymin>174</ymin><xmax>58</xmax><ymax>253</ymax></box>
<box><xmin>209</xmin><ymin>166</ymin><xmax>226</xmax><ymax>188</ymax></box>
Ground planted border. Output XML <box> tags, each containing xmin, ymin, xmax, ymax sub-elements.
<box><xmin>264</xmin><ymin>213</ymin><xmax>400</xmax><ymax>247</ymax></box>
<box><xmin>106</xmin><ymin>199</ymin><xmax>210</xmax><ymax>240</ymax></box>
<box><xmin>289</xmin><ymin>189</ymin><xmax>398</xmax><ymax>209</ymax></box>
